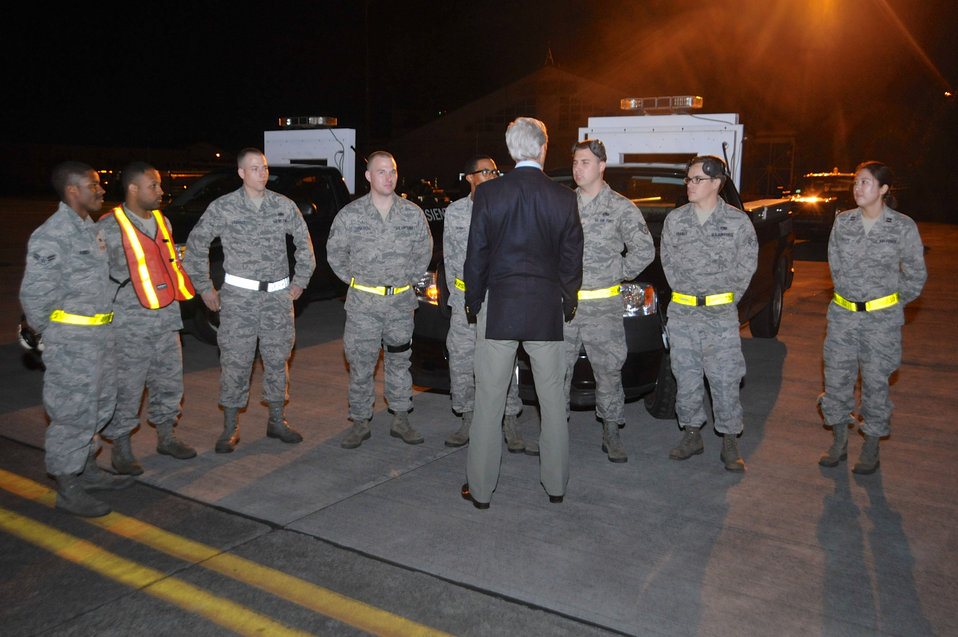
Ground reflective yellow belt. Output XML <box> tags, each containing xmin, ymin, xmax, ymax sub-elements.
<box><xmin>454</xmin><ymin>278</ymin><xmax>466</xmax><ymax>292</ymax></box>
<box><xmin>578</xmin><ymin>284</ymin><xmax>621</xmax><ymax>300</ymax></box>
<box><xmin>350</xmin><ymin>278</ymin><xmax>410</xmax><ymax>296</ymax></box>
<box><xmin>50</xmin><ymin>310</ymin><xmax>113</xmax><ymax>325</ymax></box>
<box><xmin>671</xmin><ymin>291</ymin><xmax>734</xmax><ymax>307</ymax></box>
<box><xmin>833</xmin><ymin>292</ymin><xmax>899</xmax><ymax>312</ymax></box>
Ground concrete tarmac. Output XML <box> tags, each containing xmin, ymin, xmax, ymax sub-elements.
<box><xmin>1</xmin><ymin>206</ymin><xmax>956</xmax><ymax>634</ymax></box>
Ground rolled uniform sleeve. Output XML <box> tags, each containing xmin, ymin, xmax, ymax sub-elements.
<box><xmin>20</xmin><ymin>232</ymin><xmax>63</xmax><ymax>333</ymax></box>
<box><xmin>287</xmin><ymin>202</ymin><xmax>315</xmax><ymax>289</ymax></box>
<box><xmin>730</xmin><ymin>213</ymin><xmax>759</xmax><ymax>301</ymax></box>
<box><xmin>325</xmin><ymin>211</ymin><xmax>350</xmax><ymax>285</ymax></box>
<box><xmin>620</xmin><ymin>200</ymin><xmax>655</xmax><ymax>280</ymax></box>
<box><xmin>660</xmin><ymin>211</ymin><xmax>686</xmax><ymax>292</ymax></box>
<box><xmin>898</xmin><ymin>218</ymin><xmax>926</xmax><ymax>304</ymax></box>
<box><xmin>442</xmin><ymin>197</ymin><xmax>470</xmax><ymax>305</ymax></box>
<box><xmin>407</xmin><ymin>206</ymin><xmax>433</xmax><ymax>287</ymax></box>
<box><xmin>183</xmin><ymin>204</ymin><xmax>222</xmax><ymax>295</ymax></box>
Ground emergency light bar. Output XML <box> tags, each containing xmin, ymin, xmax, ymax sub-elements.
<box><xmin>619</xmin><ymin>96</ymin><xmax>703</xmax><ymax>114</ymax></box>
<box><xmin>277</xmin><ymin>116</ymin><xmax>339</xmax><ymax>128</ymax></box>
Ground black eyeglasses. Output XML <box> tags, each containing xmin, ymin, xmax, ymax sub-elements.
<box><xmin>683</xmin><ymin>176</ymin><xmax>716</xmax><ymax>184</ymax></box>
<box><xmin>467</xmin><ymin>169</ymin><xmax>501</xmax><ymax>177</ymax></box>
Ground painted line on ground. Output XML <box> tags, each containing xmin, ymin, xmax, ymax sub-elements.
<box><xmin>0</xmin><ymin>506</ymin><xmax>313</xmax><ymax>637</ymax></box>
<box><xmin>0</xmin><ymin>468</ymin><xmax>452</xmax><ymax>637</ymax></box>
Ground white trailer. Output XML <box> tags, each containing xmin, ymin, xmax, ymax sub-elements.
<box><xmin>264</xmin><ymin>125</ymin><xmax>357</xmax><ymax>194</ymax></box>
<box><xmin>579</xmin><ymin>112</ymin><xmax>745</xmax><ymax>190</ymax></box>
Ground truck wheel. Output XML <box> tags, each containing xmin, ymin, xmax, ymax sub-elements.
<box><xmin>645</xmin><ymin>350</ymin><xmax>677</xmax><ymax>419</ymax></box>
<box><xmin>749</xmin><ymin>275</ymin><xmax>783</xmax><ymax>338</ymax></box>
<box><xmin>190</xmin><ymin>302</ymin><xmax>220</xmax><ymax>345</ymax></box>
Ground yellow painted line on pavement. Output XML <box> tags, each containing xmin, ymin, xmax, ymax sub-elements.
<box><xmin>0</xmin><ymin>506</ymin><xmax>312</xmax><ymax>637</ymax></box>
<box><xmin>0</xmin><ymin>469</ymin><xmax>452</xmax><ymax>637</ymax></box>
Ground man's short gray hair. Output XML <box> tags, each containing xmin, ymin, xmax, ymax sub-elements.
<box><xmin>505</xmin><ymin>117</ymin><xmax>548</xmax><ymax>162</ymax></box>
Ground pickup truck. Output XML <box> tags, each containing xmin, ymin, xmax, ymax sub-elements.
<box><xmin>409</xmin><ymin>159</ymin><xmax>794</xmax><ymax>418</ymax></box>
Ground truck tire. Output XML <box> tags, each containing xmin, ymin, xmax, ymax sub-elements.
<box><xmin>749</xmin><ymin>274</ymin><xmax>783</xmax><ymax>338</ymax></box>
<box><xmin>645</xmin><ymin>350</ymin><xmax>677</xmax><ymax>419</ymax></box>
<box><xmin>190</xmin><ymin>302</ymin><xmax>220</xmax><ymax>345</ymax></box>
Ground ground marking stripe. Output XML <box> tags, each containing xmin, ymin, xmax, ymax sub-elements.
<box><xmin>0</xmin><ymin>468</ymin><xmax>452</xmax><ymax>637</ymax></box>
<box><xmin>0</xmin><ymin>506</ymin><xmax>313</xmax><ymax>637</ymax></box>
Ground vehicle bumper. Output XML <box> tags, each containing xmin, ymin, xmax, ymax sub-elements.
<box><xmin>412</xmin><ymin>301</ymin><xmax>666</xmax><ymax>408</ymax></box>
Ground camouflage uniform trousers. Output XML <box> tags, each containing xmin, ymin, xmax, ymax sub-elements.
<box><xmin>446</xmin><ymin>304</ymin><xmax>521</xmax><ymax>416</ymax></box>
<box><xmin>668</xmin><ymin>315</ymin><xmax>746</xmax><ymax>435</ymax></box>
<box><xmin>821</xmin><ymin>305</ymin><xmax>901</xmax><ymax>437</ymax></box>
<box><xmin>43</xmin><ymin>327</ymin><xmax>116</xmax><ymax>475</ymax></box>
<box><xmin>563</xmin><ymin>302</ymin><xmax>627</xmax><ymax>424</ymax></box>
<box><xmin>218</xmin><ymin>284</ymin><xmax>295</xmax><ymax>407</ymax></box>
<box><xmin>343</xmin><ymin>302</ymin><xmax>414</xmax><ymax>421</ymax></box>
<box><xmin>102</xmin><ymin>329</ymin><xmax>184</xmax><ymax>439</ymax></box>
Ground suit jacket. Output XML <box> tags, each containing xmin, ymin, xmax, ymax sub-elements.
<box><xmin>463</xmin><ymin>165</ymin><xmax>583</xmax><ymax>341</ymax></box>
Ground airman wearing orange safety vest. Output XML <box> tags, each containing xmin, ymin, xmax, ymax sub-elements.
<box><xmin>96</xmin><ymin>162</ymin><xmax>197</xmax><ymax>474</ymax></box>
<box><xmin>107</xmin><ymin>203</ymin><xmax>195</xmax><ymax>310</ymax></box>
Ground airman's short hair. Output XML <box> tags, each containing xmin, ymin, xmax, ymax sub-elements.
<box><xmin>51</xmin><ymin>161</ymin><xmax>95</xmax><ymax>200</ymax></box>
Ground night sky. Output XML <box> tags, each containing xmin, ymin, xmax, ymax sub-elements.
<box><xmin>6</xmin><ymin>1</ymin><xmax>957</xmax><ymax>197</ymax></box>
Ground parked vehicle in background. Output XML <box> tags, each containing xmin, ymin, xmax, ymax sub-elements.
<box><xmin>410</xmin><ymin>99</ymin><xmax>795</xmax><ymax>418</ymax></box>
<box><xmin>165</xmin><ymin>165</ymin><xmax>351</xmax><ymax>343</ymax></box>
<box><xmin>788</xmin><ymin>169</ymin><xmax>854</xmax><ymax>240</ymax></box>
<box><xmin>399</xmin><ymin>180</ymin><xmax>451</xmax><ymax>265</ymax></box>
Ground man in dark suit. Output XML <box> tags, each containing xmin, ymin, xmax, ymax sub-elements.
<box><xmin>461</xmin><ymin>117</ymin><xmax>583</xmax><ymax>508</ymax></box>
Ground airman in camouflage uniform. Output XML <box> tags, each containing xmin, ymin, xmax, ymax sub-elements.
<box><xmin>661</xmin><ymin>156</ymin><xmax>757</xmax><ymax>472</ymax></box>
<box><xmin>184</xmin><ymin>148</ymin><xmax>315</xmax><ymax>453</ymax></box>
<box><xmin>20</xmin><ymin>161</ymin><xmax>133</xmax><ymax>518</ymax></box>
<box><xmin>443</xmin><ymin>155</ymin><xmax>525</xmax><ymax>451</ymax></box>
<box><xmin>818</xmin><ymin>161</ymin><xmax>926</xmax><ymax>474</ymax></box>
<box><xmin>97</xmin><ymin>162</ymin><xmax>196</xmax><ymax>475</ymax></box>
<box><xmin>327</xmin><ymin>151</ymin><xmax>433</xmax><ymax>448</ymax></box>
<box><xmin>565</xmin><ymin>140</ymin><xmax>655</xmax><ymax>463</ymax></box>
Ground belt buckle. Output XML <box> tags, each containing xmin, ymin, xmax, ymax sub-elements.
<box><xmin>855</xmin><ymin>301</ymin><xmax>867</xmax><ymax>312</ymax></box>
<box><xmin>696</xmin><ymin>295</ymin><xmax>706</xmax><ymax>306</ymax></box>
<box><xmin>258</xmin><ymin>280</ymin><xmax>269</xmax><ymax>292</ymax></box>
<box><xmin>384</xmin><ymin>286</ymin><xmax>394</xmax><ymax>295</ymax></box>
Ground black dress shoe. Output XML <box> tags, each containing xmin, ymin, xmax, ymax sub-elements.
<box><xmin>460</xmin><ymin>483</ymin><xmax>490</xmax><ymax>509</ymax></box>
<box><xmin>549</xmin><ymin>494</ymin><xmax>564</xmax><ymax>504</ymax></box>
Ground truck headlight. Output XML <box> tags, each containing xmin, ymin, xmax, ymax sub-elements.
<box><xmin>622</xmin><ymin>282</ymin><xmax>657</xmax><ymax>317</ymax></box>
<box><xmin>415</xmin><ymin>271</ymin><xmax>439</xmax><ymax>305</ymax></box>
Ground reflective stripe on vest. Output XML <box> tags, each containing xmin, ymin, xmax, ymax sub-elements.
<box><xmin>110</xmin><ymin>207</ymin><xmax>195</xmax><ymax>309</ymax></box>
<box><xmin>671</xmin><ymin>291</ymin><xmax>735</xmax><ymax>307</ymax></box>
<box><xmin>833</xmin><ymin>292</ymin><xmax>899</xmax><ymax>312</ymax></box>
<box><xmin>153</xmin><ymin>209</ymin><xmax>194</xmax><ymax>301</ymax></box>
<box><xmin>454</xmin><ymin>278</ymin><xmax>466</xmax><ymax>292</ymax></box>
<box><xmin>50</xmin><ymin>310</ymin><xmax>113</xmax><ymax>325</ymax></box>
<box><xmin>578</xmin><ymin>284</ymin><xmax>621</xmax><ymax>300</ymax></box>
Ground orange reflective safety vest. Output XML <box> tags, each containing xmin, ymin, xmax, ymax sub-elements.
<box><xmin>107</xmin><ymin>206</ymin><xmax>195</xmax><ymax>309</ymax></box>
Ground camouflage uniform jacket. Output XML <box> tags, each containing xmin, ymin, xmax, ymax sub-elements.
<box><xmin>326</xmin><ymin>193</ymin><xmax>433</xmax><ymax>312</ymax></box>
<box><xmin>661</xmin><ymin>198</ymin><xmax>758</xmax><ymax>321</ymax></box>
<box><xmin>442</xmin><ymin>195</ymin><xmax>472</xmax><ymax>309</ymax></box>
<box><xmin>96</xmin><ymin>205</ymin><xmax>182</xmax><ymax>334</ymax></box>
<box><xmin>20</xmin><ymin>202</ymin><xmax>113</xmax><ymax>341</ymax></box>
<box><xmin>183</xmin><ymin>187</ymin><xmax>315</xmax><ymax>294</ymax></box>
<box><xmin>576</xmin><ymin>183</ymin><xmax>655</xmax><ymax>316</ymax></box>
<box><xmin>828</xmin><ymin>205</ymin><xmax>926</xmax><ymax>321</ymax></box>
